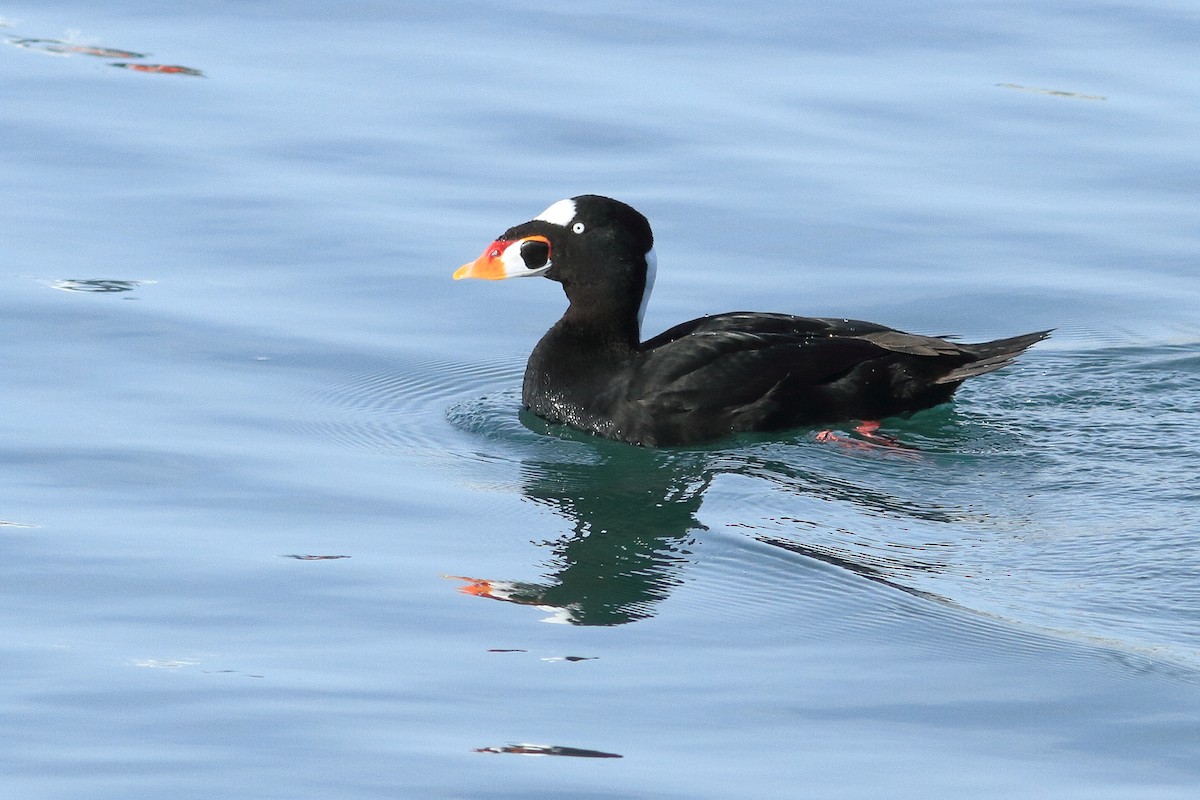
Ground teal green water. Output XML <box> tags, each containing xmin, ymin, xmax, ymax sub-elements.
<box><xmin>3</xmin><ymin>1</ymin><xmax>1199</xmax><ymax>797</ymax></box>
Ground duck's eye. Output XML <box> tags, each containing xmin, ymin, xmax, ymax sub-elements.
<box><xmin>571</xmin><ymin>222</ymin><xmax>586</xmax><ymax>234</ymax></box>
<box><xmin>519</xmin><ymin>239</ymin><xmax>550</xmax><ymax>270</ymax></box>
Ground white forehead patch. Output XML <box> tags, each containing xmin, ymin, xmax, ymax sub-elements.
<box><xmin>534</xmin><ymin>198</ymin><xmax>576</xmax><ymax>227</ymax></box>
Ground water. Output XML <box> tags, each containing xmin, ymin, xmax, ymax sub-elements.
<box><xmin>3</xmin><ymin>1</ymin><xmax>1199</xmax><ymax>797</ymax></box>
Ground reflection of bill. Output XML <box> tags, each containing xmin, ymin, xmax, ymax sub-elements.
<box><xmin>48</xmin><ymin>279</ymin><xmax>155</xmax><ymax>293</ymax></box>
<box><xmin>448</xmin><ymin>576</ymin><xmax>589</xmax><ymax>625</ymax></box>
<box><xmin>449</xmin><ymin>445</ymin><xmax>709</xmax><ymax>626</ymax></box>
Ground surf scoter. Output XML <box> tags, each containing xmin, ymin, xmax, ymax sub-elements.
<box><xmin>455</xmin><ymin>195</ymin><xmax>1050</xmax><ymax>447</ymax></box>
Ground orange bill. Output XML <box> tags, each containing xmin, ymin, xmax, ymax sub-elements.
<box><xmin>454</xmin><ymin>235</ymin><xmax>551</xmax><ymax>280</ymax></box>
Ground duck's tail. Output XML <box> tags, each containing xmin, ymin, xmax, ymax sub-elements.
<box><xmin>934</xmin><ymin>329</ymin><xmax>1053</xmax><ymax>384</ymax></box>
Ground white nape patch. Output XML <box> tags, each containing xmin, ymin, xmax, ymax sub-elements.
<box><xmin>534</xmin><ymin>198</ymin><xmax>576</xmax><ymax>227</ymax></box>
<box><xmin>538</xmin><ymin>605</ymin><xmax>579</xmax><ymax>624</ymax></box>
<box><xmin>637</xmin><ymin>246</ymin><xmax>657</xmax><ymax>337</ymax></box>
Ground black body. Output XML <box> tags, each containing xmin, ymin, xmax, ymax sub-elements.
<box><xmin>489</xmin><ymin>195</ymin><xmax>1050</xmax><ymax>447</ymax></box>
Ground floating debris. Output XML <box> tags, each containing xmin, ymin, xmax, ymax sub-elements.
<box><xmin>49</xmin><ymin>279</ymin><xmax>155</xmax><ymax>293</ymax></box>
<box><xmin>132</xmin><ymin>658</ymin><xmax>198</xmax><ymax>669</ymax></box>
<box><xmin>281</xmin><ymin>554</ymin><xmax>351</xmax><ymax>560</ymax></box>
<box><xmin>996</xmin><ymin>83</ymin><xmax>1106</xmax><ymax>101</ymax></box>
<box><xmin>202</xmin><ymin>669</ymin><xmax>265</xmax><ymax>679</ymax></box>
<box><xmin>484</xmin><ymin>649</ymin><xmax>594</xmax><ymax>661</ymax></box>
<box><xmin>111</xmin><ymin>62</ymin><xmax>205</xmax><ymax>77</ymax></box>
<box><xmin>0</xmin><ymin>520</ymin><xmax>38</xmax><ymax>529</ymax></box>
<box><xmin>474</xmin><ymin>743</ymin><xmax>623</xmax><ymax>759</ymax></box>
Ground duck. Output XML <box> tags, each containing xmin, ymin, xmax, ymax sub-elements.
<box><xmin>454</xmin><ymin>195</ymin><xmax>1050</xmax><ymax>447</ymax></box>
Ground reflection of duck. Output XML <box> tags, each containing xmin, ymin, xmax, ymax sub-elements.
<box><xmin>456</xmin><ymin>195</ymin><xmax>1050</xmax><ymax>446</ymax></box>
<box><xmin>453</xmin><ymin>443</ymin><xmax>709</xmax><ymax>626</ymax></box>
<box><xmin>451</xmin><ymin>433</ymin><xmax>969</xmax><ymax>625</ymax></box>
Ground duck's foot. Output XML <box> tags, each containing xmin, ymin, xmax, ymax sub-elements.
<box><xmin>816</xmin><ymin>421</ymin><xmax>912</xmax><ymax>450</ymax></box>
<box><xmin>853</xmin><ymin>420</ymin><xmax>903</xmax><ymax>446</ymax></box>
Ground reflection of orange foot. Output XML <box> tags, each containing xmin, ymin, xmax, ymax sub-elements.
<box><xmin>111</xmin><ymin>62</ymin><xmax>205</xmax><ymax>77</ymax></box>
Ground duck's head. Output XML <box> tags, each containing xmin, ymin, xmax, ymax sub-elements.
<box><xmin>455</xmin><ymin>195</ymin><xmax>658</xmax><ymax>330</ymax></box>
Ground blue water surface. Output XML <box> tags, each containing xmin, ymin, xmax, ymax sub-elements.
<box><xmin>4</xmin><ymin>1</ymin><xmax>1200</xmax><ymax>798</ymax></box>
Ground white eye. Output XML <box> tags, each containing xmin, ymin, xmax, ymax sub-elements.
<box><xmin>571</xmin><ymin>222</ymin><xmax>586</xmax><ymax>234</ymax></box>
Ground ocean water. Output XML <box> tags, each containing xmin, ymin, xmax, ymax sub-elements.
<box><xmin>3</xmin><ymin>1</ymin><xmax>1199</xmax><ymax>797</ymax></box>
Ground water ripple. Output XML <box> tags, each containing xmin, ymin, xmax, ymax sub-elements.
<box><xmin>302</xmin><ymin>340</ymin><xmax>1200</xmax><ymax>667</ymax></box>
<box><xmin>304</xmin><ymin>355</ymin><xmax>528</xmax><ymax>461</ymax></box>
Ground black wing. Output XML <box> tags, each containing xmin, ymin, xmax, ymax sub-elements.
<box><xmin>619</xmin><ymin>313</ymin><xmax>1049</xmax><ymax>444</ymax></box>
<box><xmin>643</xmin><ymin>312</ymin><xmax>967</xmax><ymax>355</ymax></box>
<box><xmin>636</xmin><ymin>312</ymin><xmax>971</xmax><ymax>392</ymax></box>
<box><xmin>624</xmin><ymin>314</ymin><xmax>906</xmax><ymax>439</ymax></box>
